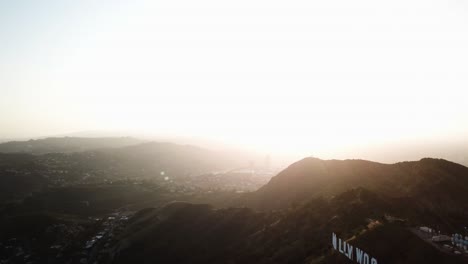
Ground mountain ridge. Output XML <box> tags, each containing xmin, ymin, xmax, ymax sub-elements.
<box><xmin>241</xmin><ymin>157</ymin><xmax>468</xmax><ymax>213</ymax></box>
<box><xmin>0</xmin><ymin>137</ymin><xmax>145</xmax><ymax>154</ymax></box>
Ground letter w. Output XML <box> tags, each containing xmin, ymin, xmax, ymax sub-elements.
<box><xmin>356</xmin><ymin>247</ymin><xmax>364</xmax><ymax>264</ymax></box>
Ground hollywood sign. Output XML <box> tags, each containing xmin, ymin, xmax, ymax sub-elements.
<box><xmin>332</xmin><ymin>233</ymin><xmax>378</xmax><ymax>264</ymax></box>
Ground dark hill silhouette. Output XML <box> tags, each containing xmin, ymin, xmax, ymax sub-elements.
<box><xmin>243</xmin><ymin>158</ymin><xmax>468</xmax><ymax>214</ymax></box>
<box><xmin>110</xmin><ymin>187</ymin><xmax>467</xmax><ymax>264</ymax></box>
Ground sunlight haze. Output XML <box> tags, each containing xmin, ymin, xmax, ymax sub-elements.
<box><xmin>1</xmin><ymin>0</ymin><xmax>468</xmax><ymax>159</ymax></box>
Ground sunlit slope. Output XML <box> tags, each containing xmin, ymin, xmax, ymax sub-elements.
<box><xmin>244</xmin><ymin>158</ymin><xmax>468</xmax><ymax>214</ymax></box>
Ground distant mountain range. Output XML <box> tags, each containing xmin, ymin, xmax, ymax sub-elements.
<box><xmin>0</xmin><ymin>137</ymin><xmax>146</xmax><ymax>154</ymax></box>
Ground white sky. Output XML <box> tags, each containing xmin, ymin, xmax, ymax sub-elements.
<box><xmin>1</xmin><ymin>0</ymin><xmax>468</xmax><ymax>158</ymax></box>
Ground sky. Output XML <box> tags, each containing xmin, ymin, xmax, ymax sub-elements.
<box><xmin>1</xmin><ymin>0</ymin><xmax>468</xmax><ymax>160</ymax></box>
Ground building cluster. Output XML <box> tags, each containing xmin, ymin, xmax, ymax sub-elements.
<box><xmin>0</xmin><ymin>238</ymin><xmax>31</xmax><ymax>264</ymax></box>
<box><xmin>418</xmin><ymin>226</ymin><xmax>468</xmax><ymax>255</ymax></box>
<box><xmin>80</xmin><ymin>211</ymin><xmax>133</xmax><ymax>264</ymax></box>
<box><xmin>452</xmin><ymin>234</ymin><xmax>468</xmax><ymax>252</ymax></box>
<box><xmin>186</xmin><ymin>170</ymin><xmax>272</xmax><ymax>192</ymax></box>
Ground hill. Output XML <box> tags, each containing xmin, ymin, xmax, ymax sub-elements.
<box><xmin>104</xmin><ymin>141</ymin><xmax>250</xmax><ymax>176</ymax></box>
<box><xmin>242</xmin><ymin>158</ymin><xmax>468</xmax><ymax>215</ymax></box>
<box><xmin>0</xmin><ymin>137</ymin><xmax>145</xmax><ymax>154</ymax></box>
<box><xmin>0</xmin><ymin>141</ymin><xmax>253</xmax><ymax>204</ymax></box>
<box><xmin>109</xmin><ymin>188</ymin><xmax>467</xmax><ymax>264</ymax></box>
<box><xmin>0</xmin><ymin>153</ymin><xmax>48</xmax><ymax>201</ymax></box>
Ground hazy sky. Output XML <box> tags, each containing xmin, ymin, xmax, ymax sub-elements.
<box><xmin>1</xmin><ymin>0</ymin><xmax>468</xmax><ymax>157</ymax></box>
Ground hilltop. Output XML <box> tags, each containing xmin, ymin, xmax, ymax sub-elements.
<box><xmin>243</xmin><ymin>158</ymin><xmax>468</xmax><ymax>213</ymax></box>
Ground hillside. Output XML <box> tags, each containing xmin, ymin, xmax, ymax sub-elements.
<box><xmin>109</xmin><ymin>188</ymin><xmax>467</xmax><ymax>264</ymax></box>
<box><xmin>0</xmin><ymin>137</ymin><xmax>145</xmax><ymax>154</ymax></box>
<box><xmin>0</xmin><ymin>141</ymin><xmax>253</xmax><ymax>206</ymax></box>
<box><xmin>0</xmin><ymin>153</ymin><xmax>48</xmax><ymax>201</ymax></box>
<box><xmin>103</xmin><ymin>141</ymin><xmax>250</xmax><ymax>176</ymax></box>
<box><xmin>242</xmin><ymin>158</ymin><xmax>468</xmax><ymax>214</ymax></box>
